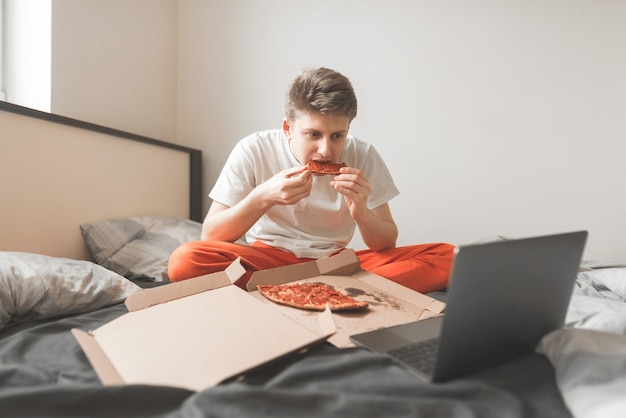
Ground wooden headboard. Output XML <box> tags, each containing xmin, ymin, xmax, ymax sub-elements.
<box><xmin>0</xmin><ymin>101</ymin><xmax>202</xmax><ymax>260</ymax></box>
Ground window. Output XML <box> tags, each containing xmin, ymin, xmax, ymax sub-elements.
<box><xmin>2</xmin><ymin>0</ymin><xmax>51</xmax><ymax>111</ymax></box>
<box><xmin>1</xmin><ymin>0</ymin><xmax>6</xmax><ymax>101</ymax></box>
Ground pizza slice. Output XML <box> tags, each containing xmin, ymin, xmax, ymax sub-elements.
<box><xmin>307</xmin><ymin>160</ymin><xmax>346</xmax><ymax>175</ymax></box>
<box><xmin>256</xmin><ymin>283</ymin><xmax>369</xmax><ymax>311</ymax></box>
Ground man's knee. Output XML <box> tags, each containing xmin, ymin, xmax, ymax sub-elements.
<box><xmin>429</xmin><ymin>242</ymin><xmax>456</xmax><ymax>257</ymax></box>
<box><xmin>167</xmin><ymin>241</ymin><xmax>198</xmax><ymax>282</ymax></box>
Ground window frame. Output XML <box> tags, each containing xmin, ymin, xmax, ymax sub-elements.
<box><xmin>0</xmin><ymin>0</ymin><xmax>6</xmax><ymax>101</ymax></box>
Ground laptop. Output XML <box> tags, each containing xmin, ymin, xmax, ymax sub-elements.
<box><xmin>350</xmin><ymin>230</ymin><xmax>587</xmax><ymax>382</ymax></box>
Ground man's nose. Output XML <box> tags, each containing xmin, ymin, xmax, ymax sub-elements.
<box><xmin>317</xmin><ymin>137</ymin><xmax>332</xmax><ymax>157</ymax></box>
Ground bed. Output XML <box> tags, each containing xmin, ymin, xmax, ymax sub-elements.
<box><xmin>1</xmin><ymin>101</ymin><xmax>625</xmax><ymax>418</ymax></box>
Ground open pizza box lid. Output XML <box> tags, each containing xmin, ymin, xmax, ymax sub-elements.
<box><xmin>246</xmin><ymin>249</ymin><xmax>446</xmax><ymax>348</ymax></box>
<box><xmin>72</xmin><ymin>258</ymin><xmax>337</xmax><ymax>392</ymax></box>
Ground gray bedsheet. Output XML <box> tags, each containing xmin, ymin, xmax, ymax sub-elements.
<box><xmin>0</xmin><ymin>299</ymin><xmax>571</xmax><ymax>418</ymax></box>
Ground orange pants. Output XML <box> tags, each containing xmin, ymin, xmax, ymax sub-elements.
<box><xmin>168</xmin><ymin>241</ymin><xmax>455</xmax><ymax>293</ymax></box>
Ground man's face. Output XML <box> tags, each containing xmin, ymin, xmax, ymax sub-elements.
<box><xmin>283</xmin><ymin>111</ymin><xmax>350</xmax><ymax>165</ymax></box>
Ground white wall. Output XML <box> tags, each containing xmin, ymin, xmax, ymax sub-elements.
<box><xmin>0</xmin><ymin>109</ymin><xmax>190</xmax><ymax>259</ymax></box>
<box><xmin>16</xmin><ymin>1</ymin><xmax>624</xmax><ymax>260</ymax></box>
<box><xmin>51</xmin><ymin>0</ymin><xmax>177</xmax><ymax>141</ymax></box>
<box><xmin>177</xmin><ymin>0</ymin><xmax>626</xmax><ymax>260</ymax></box>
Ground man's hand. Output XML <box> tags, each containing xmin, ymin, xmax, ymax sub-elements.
<box><xmin>331</xmin><ymin>167</ymin><xmax>398</xmax><ymax>251</ymax></box>
<box><xmin>257</xmin><ymin>165</ymin><xmax>313</xmax><ymax>207</ymax></box>
<box><xmin>330</xmin><ymin>167</ymin><xmax>371</xmax><ymax>220</ymax></box>
<box><xmin>201</xmin><ymin>166</ymin><xmax>312</xmax><ymax>242</ymax></box>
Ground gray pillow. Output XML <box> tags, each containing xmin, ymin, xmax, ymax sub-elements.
<box><xmin>80</xmin><ymin>216</ymin><xmax>202</xmax><ymax>282</ymax></box>
<box><xmin>0</xmin><ymin>251</ymin><xmax>140</xmax><ymax>330</ymax></box>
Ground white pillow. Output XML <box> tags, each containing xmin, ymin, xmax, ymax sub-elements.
<box><xmin>538</xmin><ymin>328</ymin><xmax>626</xmax><ymax>418</ymax></box>
<box><xmin>0</xmin><ymin>251</ymin><xmax>140</xmax><ymax>330</ymax></box>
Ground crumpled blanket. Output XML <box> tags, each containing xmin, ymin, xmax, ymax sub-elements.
<box><xmin>0</xmin><ymin>348</ymin><xmax>567</xmax><ymax>418</ymax></box>
<box><xmin>538</xmin><ymin>263</ymin><xmax>626</xmax><ymax>418</ymax></box>
<box><xmin>0</xmin><ymin>300</ymin><xmax>570</xmax><ymax>418</ymax></box>
<box><xmin>173</xmin><ymin>348</ymin><xmax>567</xmax><ymax>418</ymax></box>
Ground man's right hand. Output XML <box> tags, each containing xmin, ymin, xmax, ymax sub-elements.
<box><xmin>201</xmin><ymin>165</ymin><xmax>312</xmax><ymax>242</ymax></box>
<box><xmin>257</xmin><ymin>165</ymin><xmax>312</xmax><ymax>206</ymax></box>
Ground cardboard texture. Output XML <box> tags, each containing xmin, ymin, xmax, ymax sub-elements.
<box><xmin>73</xmin><ymin>250</ymin><xmax>444</xmax><ymax>391</ymax></box>
<box><xmin>124</xmin><ymin>259</ymin><xmax>244</xmax><ymax>312</ymax></box>
<box><xmin>72</xmin><ymin>258</ymin><xmax>336</xmax><ymax>392</ymax></box>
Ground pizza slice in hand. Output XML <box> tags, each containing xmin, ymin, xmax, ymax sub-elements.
<box><xmin>307</xmin><ymin>160</ymin><xmax>346</xmax><ymax>175</ymax></box>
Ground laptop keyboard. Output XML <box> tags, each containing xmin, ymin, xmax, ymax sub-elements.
<box><xmin>387</xmin><ymin>338</ymin><xmax>439</xmax><ymax>376</ymax></box>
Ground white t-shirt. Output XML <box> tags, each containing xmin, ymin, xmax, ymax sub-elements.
<box><xmin>209</xmin><ymin>129</ymin><xmax>399</xmax><ymax>258</ymax></box>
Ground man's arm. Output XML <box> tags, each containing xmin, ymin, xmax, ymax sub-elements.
<box><xmin>331</xmin><ymin>167</ymin><xmax>398</xmax><ymax>251</ymax></box>
<box><xmin>201</xmin><ymin>166</ymin><xmax>312</xmax><ymax>242</ymax></box>
<box><xmin>353</xmin><ymin>203</ymin><xmax>398</xmax><ymax>251</ymax></box>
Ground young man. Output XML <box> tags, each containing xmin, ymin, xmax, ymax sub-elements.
<box><xmin>168</xmin><ymin>67</ymin><xmax>454</xmax><ymax>293</ymax></box>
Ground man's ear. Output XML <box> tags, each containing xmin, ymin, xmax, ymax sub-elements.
<box><xmin>282</xmin><ymin>118</ymin><xmax>292</xmax><ymax>140</ymax></box>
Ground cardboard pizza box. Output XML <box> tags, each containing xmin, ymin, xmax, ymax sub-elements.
<box><xmin>72</xmin><ymin>258</ymin><xmax>336</xmax><ymax>392</ymax></box>
<box><xmin>246</xmin><ymin>249</ymin><xmax>446</xmax><ymax>348</ymax></box>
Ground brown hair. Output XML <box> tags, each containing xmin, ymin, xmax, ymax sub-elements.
<box><xmin>284</xmin><ymin>67</ymin><xmax>358</xmax><ymax>122</ymax></box>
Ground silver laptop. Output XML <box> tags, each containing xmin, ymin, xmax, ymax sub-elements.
<box><xmin>350</xmin><ymin>231</ymin><xmax>587</xmax><ymax>382</ymax></box>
